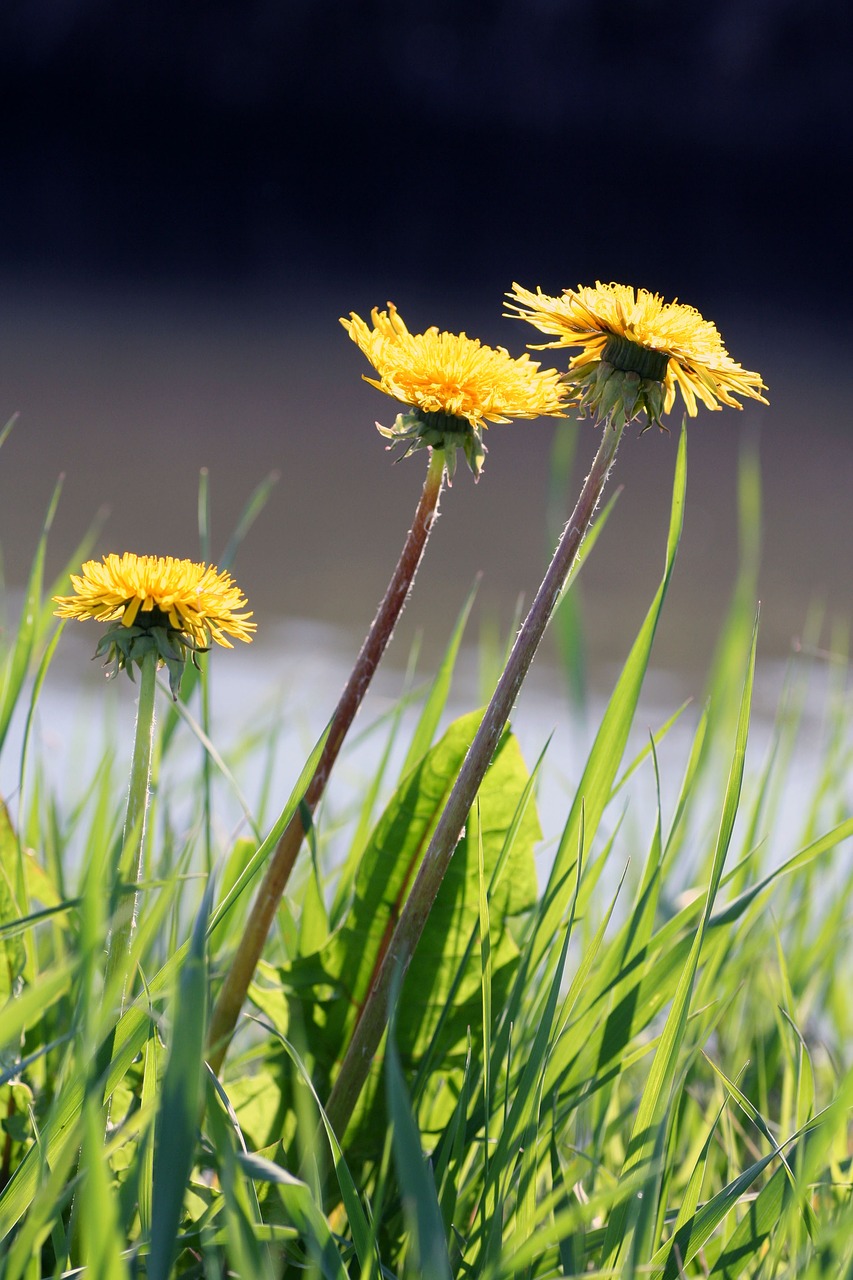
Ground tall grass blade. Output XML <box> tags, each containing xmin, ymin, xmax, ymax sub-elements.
<box><xmin>205</xmin><ymin>1075</ymin><xmax>276</xmax><ymax>1280</ymax></box>
<box><xmin>706</xmin><ymin>1126</ymin><xmax>841</xmax><ymax>1278</ymax></box>
<box><xmin>0</xmin><ymin>1112</ymin><xmax>82</xmax><ymax>1280</ymax></box>
<box><xmin>601</xmin><ymin>609</ymin><xmax>759</xmax><ymax>1270</ymax></box>
<box><xmin>0</xmin><ymin>476</ymin><xmax>63</xmax><ymax>756</ymax></box>
<box><xmin>148</xmin><ymin>879</ymin><xmax>213</xmax><ymax>1280</ymax></box>
<box><xmin>0</xmin><ymin>718</ymin><xmax>330</xmax><ymax>1241</ymax></box>
<box><xmin>136</xmin><ymin>1016</ymin><xmax>161</xmax><ymax>1240</ymax></box>
<box><xmin>330</xmin><ymin>642</ymin><xmax>423</xmax><ymax>929</ymax></box>
<box><xmin>258</xmin><ymin>1026</ymin><xmax>375</xmax><ymax>1272</ymax></box>
<box><xmin>401</xmin><ymin>576</ymin><xmax>479</xmax><ymax>777</ymax></box>
<box><xmin>208</xmin><ymin>719</ymin><xmax>330</xmax><ymax>937</ymax></box>
<box><xmin>697</xmin><ymin>437</ymin><xmax>761</xmax><ymax>778</ymax></box>
<box><xmin>79</xmin><ymin>1095</ymin><xmax>128</xmax><ymax>1279</ymax></box>
<box><xmin>529</xmin><ymin>422</ymin><xmax>687</xmax><ymax>974</ymax></box>
<box><xmin>0</xmin><ymin>414</ymin><xmax>17</xmax><ymax>452</ymax></box>
<box><xmin>159</xmin><ymin>469</ymin><xmax>279</xmax><ymax>751</ymax></box>
<box><xmin>385</xmin><ymin>977</ymin><xmax>452</xmax><ymax>1280</ymax></box>
<box><xmin>219</xmin><ymin>470</ymin><xmax>280</xmax><ymax>573</ymax></box>
<box><xmin>481</xmin><ymin>840</ymin><xmax>582</xmax><ymax>1247</ymax></box>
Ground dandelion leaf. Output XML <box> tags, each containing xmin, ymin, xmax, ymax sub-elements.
<box><xmin>267</xmin><ymin>709</ymin><xmax>540</xmax><ymax>1157</ymax></box>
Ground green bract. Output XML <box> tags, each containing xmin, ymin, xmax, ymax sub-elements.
<box><xmin>94</xmin><ymin>613</ymin><xmax>207</xmax><ymax>698</ymax></box>
<box><xmin>378</xmin><ymin>409</ymin><xmax>486</xmax><ymax>481</ymax></box>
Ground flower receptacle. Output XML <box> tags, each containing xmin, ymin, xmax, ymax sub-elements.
<box><xmin>378</xmin><ymin>409</ymin><xmax>486</xmax><ymax>482</ymax></box>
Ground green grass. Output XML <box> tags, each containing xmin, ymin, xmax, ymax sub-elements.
<box><xmin>0</xmin><ymin>423</ymin><xmax>851</xmax><ymax>1278</ymax></box>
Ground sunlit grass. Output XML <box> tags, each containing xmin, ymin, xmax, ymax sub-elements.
<box><xmin>0</xmin><ymin>412</ymin><xmax>851</xmax><ymax>1279</ymax></box>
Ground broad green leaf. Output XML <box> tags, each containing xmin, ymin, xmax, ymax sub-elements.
<box><xmin>303</xmin><ymin>712</ymin><xmax>536</xmax><ymax>1039</ymax></box>
<box><xmin>348</xmin><ymin>714</ymin><xmax>538</xmax><ymax>1053</ymax></box>
<box><xmin>279</xmin><ymin>710</ymin><xmax>540</xmax><ymax>1154</ymax></box>
<box><xmin>412</xmin><ymin>737</ymin><xmax>549</xmax><ymax>1107</ymax></box>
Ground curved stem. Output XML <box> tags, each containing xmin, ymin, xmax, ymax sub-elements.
<box><xmin>207</xmin><ymin>447</ymin><xmax>447</xmax><ymax>1072</ymax></box>
<box><xmin>103</xmin><ymin>648</ymin><xmax>157</xmax><ymax>1014</ymax></box>
<box><xmin>324</xmin><ymin>422</ymin><xmax>624</xmax><ymax>1139</ymax></box>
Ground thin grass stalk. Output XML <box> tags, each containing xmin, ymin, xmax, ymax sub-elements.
<box><xmin>102</xmin><ymin>648</ymin><xmax>157</xmax><ymax>1014</ymax></box>
<box><xmin>324</xmin><ymin>420</ymin><xmax>624</xmax><ymax>1139</ymax></box>
<box><xmin>198</xmin><ymin>467</ymin><xmax>214</xmax><ymax>877</ymax></box>
<box><xmin>207</xmin><ymin>446</ymin><xmax>447</xmax><ymax>1071</ymax></box>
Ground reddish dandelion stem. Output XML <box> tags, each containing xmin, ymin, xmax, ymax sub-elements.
<box><xmin>323</xmin><ymin>422</ymin><xmax>624</xmax><ymax>1139</ymax></box>
<box><xmin>207</xmin><ymin>447</ymin><xmax>447</xmax><ymax>1072</ymax></box>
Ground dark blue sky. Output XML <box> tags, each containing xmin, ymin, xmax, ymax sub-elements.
<box><xmin>2</xmin><ymin>0</ymin><xmax>850</xmax><ymax>317</ymax></box>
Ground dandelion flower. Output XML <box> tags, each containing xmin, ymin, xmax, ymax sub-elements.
<box><xmin>506</xmin><ymin>281</ymin><xmax>768</xmax><ymax>431</ymax></box>
<box><xmin>342</xmin><ymin>303</ymin><xmax>567</xmax><ymax>478</ymax></box>
<box><xmin>55</xmin><ymin>553</ymin><xmax>255</xmax><ymax>695</ymax></box>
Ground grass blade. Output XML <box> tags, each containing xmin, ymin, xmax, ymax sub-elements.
<box><xmin>386</xmin><ymin>978</ymin><xmax>452</xmax><ymax>1280</ymax></box>
<box><xmin>148</xmin><ymin>880</ymin><xmax>213</xmax><ymax>1280</ymax></box>
<box><xmin>529</xmin><ymin>421</ymin><xmax>687</xmax><ymax>974</ymax></box>
<box><xmin>601</xmin><ymin>608</ymin><xmax>759</xmax><ymax>1270</ymax></box>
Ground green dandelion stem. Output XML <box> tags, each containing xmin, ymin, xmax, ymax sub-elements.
<box><xmin>324</xmin><ymin>420</ymin><xmax>624</xmax><ymax>1140</ymax></box>
<box><xmin>103</xmin><ymin>648</ymin><xmax>157</xmax><ymax>1013</ymax></box>
<box><xmin>207</xmin><ymin>446</ymin><xmax>447</xmax><ymax>1072</ymax></box>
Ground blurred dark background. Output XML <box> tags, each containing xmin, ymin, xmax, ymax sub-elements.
<box><xmin>2</xmin><ymin>0</ymin><xmax>851</xmax><ymax>306</ymax></box>
<box><xmin>1</xmin><ymin>1</ymin><xmax>851</xmax><ymax>689</ymax></box>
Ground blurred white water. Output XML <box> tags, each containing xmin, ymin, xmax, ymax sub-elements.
<box><xmin>2</xmin><ymin>600</ymin><xmax>848</xmax><ymax>906</ymax></box>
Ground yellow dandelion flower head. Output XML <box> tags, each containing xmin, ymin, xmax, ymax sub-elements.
<box><xmin>341</xmin><ymin>303</ymin><xmax>567</xmax><ymax>478</ymax></box>
<box><xmin>506</xmin><ymin>281</ymin><xmax>768</xmax><ymax>430</ymax></box>
<box><xmin>54</xmin><ymin>554</ymin><xmax>255</xmax><ymax>694</ymax></box>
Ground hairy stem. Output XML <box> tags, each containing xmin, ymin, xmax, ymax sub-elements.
<box><xmin>103</xmin><ymin>648</ymin><xmax>157</xmax><ymax>1014</ymax></box>
<box><xmin>207</xmin><ymin>447</ymin><xmax>447</xmax><ymax>1071</ymax></box>
<box><xmin>324</xmin><ymin>422</ymin><xmax>624</xmax><ymax>1138</ymax></box>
